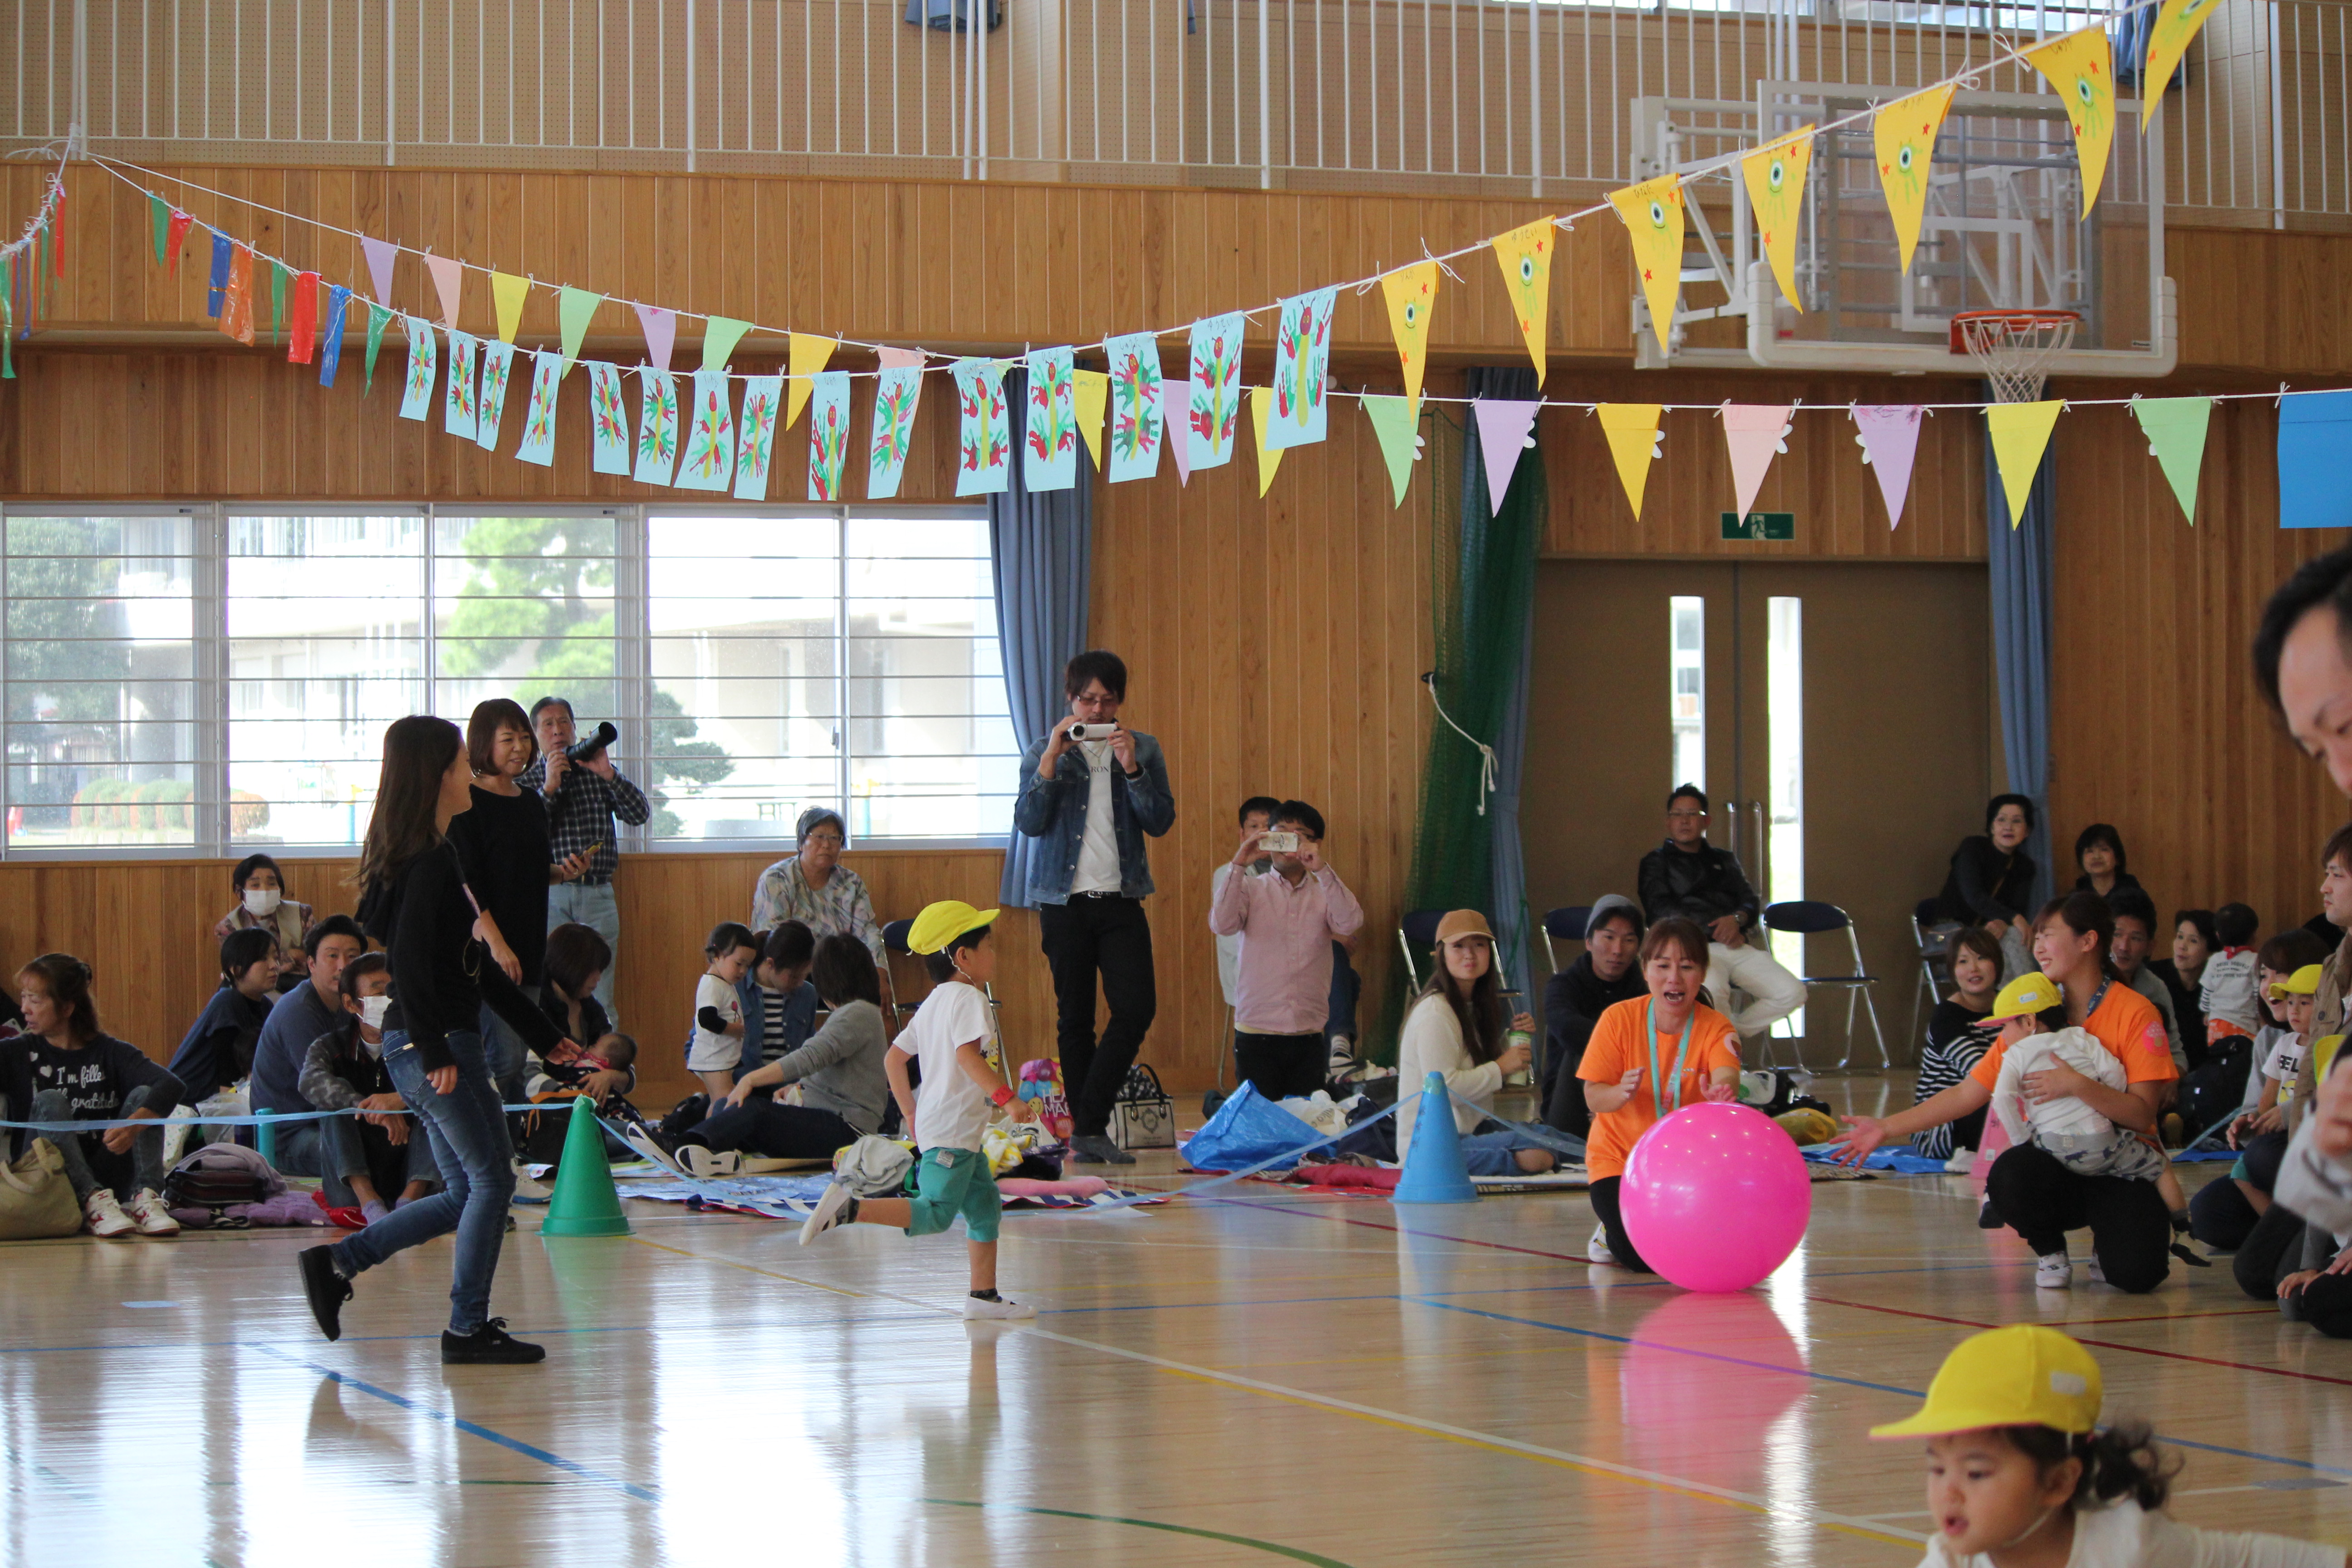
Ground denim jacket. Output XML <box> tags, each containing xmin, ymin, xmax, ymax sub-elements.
<box><xmin>1013</xmin><ymin>728</ymin><xmax>1176</xmax><ymax>903</ymax></box>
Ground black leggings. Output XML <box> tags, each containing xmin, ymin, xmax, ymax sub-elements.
<box><xmin>685</xmin><ymin>1102</ymin><xmax>861</xmax><ymax>1161</ymax></box>
<box><xmin>2231</xmin><ymin>1201</ymin><xmax>2352</xmax><ymax>1338</ymax></box>
<box><xmin>1587</xmin><ymin>1177</ymin><xmax>1653</xmax><ymax>1274</ymax></box>
<box><xmin>2187</xmin><ymin>1127</ymin><xmax>2290</xmax><ymax>1251</ymax></box>
<box><xmin>1985</xmin><ymin>1144</ymin><xmax>2172</xmax><ymax>1293</ymax></box>
<box><xmin>1234</xmin><ymin>1031</ymin><xmax>1325</xmax><ymax>1103</ymax></box>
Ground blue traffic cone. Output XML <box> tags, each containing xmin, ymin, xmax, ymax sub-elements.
<box><xmin>1392</xmin><ymin>1071</ymin><xmax>1479</xmax><ymax>1205</ymax></box>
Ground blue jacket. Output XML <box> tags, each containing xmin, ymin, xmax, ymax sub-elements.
<box><xmin>1013</xmin><ymin>729</ymin><xmax>1176</xmax><ymax>903</ymax></box>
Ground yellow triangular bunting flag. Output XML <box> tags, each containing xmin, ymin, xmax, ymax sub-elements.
<box><xmin>786</xmin><ymin>333</ymin><xmax>838</xmax><ymax>429</ymax></box>
<box><xmin>2023</xmin><ymin>28</ymin><xmax>2116</xmax><ymax>216</ymax></box>
<box><xmin>1608</xmin><ymin>176</ymin><xmax>1685</xmax><ymax>357</ymax></box>
<box><xmin>1250</xmin><ymin>387</ymin><xmax>1283</xmax><ymax>497</ymax></box>
<box><xmin>1073</xmin><ymin>368</ymin><xmax>1110</xmax><ymax>469</ymax></box>
<box><xmin>1740</xmin><ymin>127</ymin><xmax>1815</xmax><ymax>312</ymax></box>
<box><xmin>1598</xmin><ymin>403</ymin><xmax>1665</xmax><ymax>519</ymax></box>
<box><xmin>1874</xmin><ymin>84</ymin><xmax>1957</xmax><ymax>274</ymax></box>
<box><xmin>2141</xmin><ymin>0</ymin><xmax>2222</xmax><ymax>128</ymax></box>
<box><xmin>1985</xmin><ymin>401</ymin><xmax>2065</xmax><ymax>527</ymax></box>
<box><xmin>1380</xmin><ymin>261</ymin><xmax>1440</xmax><ymax>419</ymax></box>
<box><xmin>1490</xmin><ymin>218</ymin><xmax>1557</xmax><ymax>388</ymax></box>
<box><xmin>490</xmin><ymin>271</ymin><xmax>529</xmax><ymax>345</ymax></box>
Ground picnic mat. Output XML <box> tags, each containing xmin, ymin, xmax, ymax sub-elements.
<box><xmin>610</xmin><ymin>1169</ymin><xmax>1166</xmax><ymax>1220</ymax></box>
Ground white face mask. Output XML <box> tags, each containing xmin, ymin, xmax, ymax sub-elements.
<box><xmin>243</xmin><ymin>887</ymin><xmax>283</xmax><ymax>918</ymax></box>
<box><xmin>358</xmin><ymin>994</ymin><xmax>392</xmax><ymax>1029</ymax></box>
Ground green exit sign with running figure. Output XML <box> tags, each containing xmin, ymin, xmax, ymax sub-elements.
<box><xmin>1721</xmin><ymin>511</ymin><xmax>1796</xmax><ymax>540</ymax></box>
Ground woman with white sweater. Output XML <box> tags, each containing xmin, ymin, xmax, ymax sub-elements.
<box><xmin>1395</xmin><ymin>909</ymin><xmax>1557</xmax><ymax>1176</ymax></box>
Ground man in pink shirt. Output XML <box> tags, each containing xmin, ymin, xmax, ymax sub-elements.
<box><xmin>1208</xmin><ymin>801</ymin><xmax>1366</xmax><ymax>1101</ymax></box>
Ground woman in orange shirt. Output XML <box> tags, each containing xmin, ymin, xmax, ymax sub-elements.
<box><xmin>1577</xmin><ymin>917</ymin><xmax>1742</xmax><ymax>1272</ymax></box>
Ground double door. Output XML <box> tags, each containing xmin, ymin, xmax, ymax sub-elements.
<box><xmin>1522</xmin><ymin>559</ymin><xmax>1994</xmax><ymax>1059</ymax></box>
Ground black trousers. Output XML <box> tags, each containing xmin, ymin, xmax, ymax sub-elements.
<box><xmin>2188</xmin><ymin>1127</ymin><xmax>2289</xmax><ymax>1250</ymax></box>
<box><xmin>686</xmin><ymin>1102</ymin><xmax>860</xmax><ymax>1160</ymax></box>
<box><xmin>1039</xmin><ymin>894</ymin><xmax>1157</xmax><ymax>1137</ymax></box>
<box><xmin>1235</xmin><ymin>1031</ymin><xmax>1325</xmax><ymax>1103</ymax></box>
<box><xmin>1587</xmin><ymin>1176</ymin><xmax>1654</xmax><ymax>1274</ymax></box>
<box><xmin>2232</xmin><ymin>1200</ymin><xmax>2352</xmax><ymax>1337</ymax></box>
<box><xmin>1542</xmin><ymin>1018</ymin><xmax>1597</xmax><ymax>1139</ymax></box>
<box><xmin>1984</xmin><ymin>1144</ymin><xmax>2172</xmax><ymax>1293</ymax></box>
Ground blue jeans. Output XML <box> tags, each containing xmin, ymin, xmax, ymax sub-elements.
<box><xmin>278</xmin><ymin>1116</ymin><xmax>439</xmax><ymax>1207</ymax></box>
<box><xmin>1324</xmin><ymin>941</ymin><xmax>1360</xmax><ymax>1044</ymax></box>
<box><xmin>547</xmin><ymin>882</ymin><xmax>620</xmax><ymax>1020</ymax></box>
<box><xmin>480</xmin><ymin>986</ymin><xmax>539</xmax><ymax>1152</ymax></box>
<box><xmin>1459</xmin><ymin>1123</ymin><xmax>1549</xmax><ymax>1177</ymax></box>
<box><xmin>329</xmin><ymin>1030</ymin><xmax>515</xmax><ymax>1336</ymax></box>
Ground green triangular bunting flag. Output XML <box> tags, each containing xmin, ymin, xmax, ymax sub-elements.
<box><xmin>270</xmin><ymin>260</ymin><xmax>290</xmax><ymax>344</ymax></box>
<box><xmin>1361</xmin><ymin>394</ymin><xmax>1424</xmax><ymax>508</ymax></box>
<box><xmin>363</xmin><ymin>301</ymin><xmax>391</xmax><ymax>391</ymax></box>
<box><xmin>2131</xmin><ymin>395</ymin><xmax>2213</xmax><ymax>525</ymax></box>
<box><xmin>557</xmin><ymin>285</ymin><xmax>602</xmax><ymax>373</ymax></box>
<box><xmin>149</xmin><ymin>194</ymin><xmax>169</xmax><ymax>264</ymax></box>
<box><xmin>1</xmin><ymin>261</ymin><xmax>13</xmax><ymax>380</ymax></box>
<box><xmin>701</xmin><ymin>314</ymin><xmax>753</xmax><ymax>373</ymax></box>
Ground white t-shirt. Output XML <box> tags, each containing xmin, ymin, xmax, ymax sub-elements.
<box><xmin>1989</xmin><ymin>1026</ymin><xmax>2129</xmax><ymax>1148</ymax></box>
<box><xmin>2265</xmin><ymin>1031</ymin><xmax>2310</xmax><ymax>1093</ymax></box>
<box><xmin>1070</xmin><ymin>739</ymin><xmax>1122</xmax><ymax>895</ymax></box>
<box><xmin>686</xmin><ymin>973</ymin><xmax>742</xmax><ymax>1072</ymax></box>
<box><xmin>1916</xmin><ymin>1499</ymin><xmax>2343</xmax><ymax>1568</ymax></box>
<box><xmin>903</xmin><ymin>980</ymin><xmax>998</xmax><ymax>1154</ymax></box>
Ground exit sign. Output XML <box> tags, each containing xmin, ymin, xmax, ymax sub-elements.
<box><xmin>1722</xmin><ymin>511</ymin><xmax>1795</xmax><ymax>540</ymax></box>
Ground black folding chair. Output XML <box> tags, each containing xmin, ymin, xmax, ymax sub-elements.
<box><xmin>1539</xmin><ymin>906</ymin><xmax>1592</xmax><ymax>974</ymax></box>
<box><xmin>1396</xmin><ymin>908</ymin><xmax>1446</xmax><ymax>991</ymax></box>
<box><xmin>1762</xmin><ymin>900</ymin><xmax>1889</xmax><ymax>1072</ymax></box>
<box><xmin>1909</xmin><ymin>897</ymin><xmax>1960</xmax><ymax>1054</ymax></box>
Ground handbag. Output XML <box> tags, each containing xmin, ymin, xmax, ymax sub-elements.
<box><xmin>0</xmin><ymin>1139</ymin><xmax>87</xmax><ymax>1240</ymax></box>
<box><xmin>1109</xmin><ymin>1064</ymin><xmax>1177</xmax><ymax>1151</ymax></box>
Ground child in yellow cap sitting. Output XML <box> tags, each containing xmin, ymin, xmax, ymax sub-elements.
<box><xmin>798</xmin><ymin>900</ymin><xmax>1039</xmax><ymax>1321</ymax></box>
<box><xmin>1873</xmin><ymin>1324</ymin><xmax>2344</xmax><ymax>1566</ymax></box>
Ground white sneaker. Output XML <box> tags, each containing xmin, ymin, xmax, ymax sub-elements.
<box><xmin>1587</xmin><ymin>1223</ymin><xmax>1617</xmax><ymax>1265</ymax></box>
<box><xmin>618</xmin><ymin>1124</ymin><xmax>682</xmax><ymax>1175</ymax></box>
<box><xmin>510</xmin><ymin>1162</ymin><xmax>552</xmax><ymax>1201</ymax></box>
<box><xmin>123</xmin><ymin>1188</ymin><xmax>180</xmax><ymax>1238</ymax></box>
<box><xmin>2034</xmin><ymin>1251</ymin><xmax>2073</xmax><ymax>1289</ymax></box>
<box><xmin>83</xmin><ymin>1189</ymin><xmax>136</xmax><ymax>1239</ymax></box>
<box><xmin>798</xmin><ymin>1181</ymin><xmax>858</xmax><ymax>1246</ymax></box>
<box><xmin>2087</xmin><ymin>1257</ymin><xmax>2107</xmax><ymax>1286</ymax></box>
<box><xmin>679</xmin><ymin>1145</ymin><xmax>740</xmax><ymax>1180</ymax></box>
<box><xmin>1945</xmin><ymin>1148</ymin><xmax>1977</xmax><ymax>1174</ymax></box>
<box><xmin>962</xmin><ymin>1294</ymin><xmax>1036</xmax><ymax>1321</ymax></box>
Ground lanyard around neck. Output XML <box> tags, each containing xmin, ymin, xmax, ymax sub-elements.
<box><xmin>1646</xmin><ymin>1000</ymin><xmax>1697</xmax><ymax>1117</ymax></box>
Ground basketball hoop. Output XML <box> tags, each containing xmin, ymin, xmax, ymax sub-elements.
<box><xmin>1950</xmin><ymin>309</ymin><xmax>2081</xmax><ymax>405</ymax></box>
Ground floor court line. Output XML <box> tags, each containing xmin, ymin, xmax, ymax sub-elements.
<box><xmin>919</xmin><ymin>1499</ymin><xmax>1359</xmax><ymax>1565</ymax></box>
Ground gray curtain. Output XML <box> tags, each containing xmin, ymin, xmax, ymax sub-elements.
<box><xmin>1465</xmin><ymin>364</ymin><xmax>1542</xmax><ymax>1004</ymax></box>
<box><xmin>1984</xmin><ymin>391</ymin><xmax>2056</xmax><ymax>912</ymax></box>
<box><xmin>990</xmin><ymin>366</ymin><xmax>1093</xmax><ymax>908</ymax></box>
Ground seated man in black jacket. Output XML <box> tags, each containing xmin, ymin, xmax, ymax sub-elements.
<box><xmin>1541</xmin><ymin>894</ymin><xmax>1646</xmax><ymax>1137</ymax></box>
<box><xmin>1637</xmin><ymin>784</ymin><xmax>1805</xmax><ymax>1044</ymax></box>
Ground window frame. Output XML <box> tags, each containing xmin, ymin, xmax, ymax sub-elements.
<box><xmin>0</xmin><ymin>500</ymin><xmax>1012</xmax><ymax>862</ymax></box>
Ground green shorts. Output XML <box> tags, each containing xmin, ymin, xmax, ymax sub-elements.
<box><xmin>906</xmin><ymin>1146</ymin><xmax>1001</xmax><ymax>1243</ymax></box>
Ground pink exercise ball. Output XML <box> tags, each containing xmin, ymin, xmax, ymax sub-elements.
<box><xmin>1619</xmin><ymin>1102</ymin><xmax>1812</xmax><ymax>1292</ymax></box>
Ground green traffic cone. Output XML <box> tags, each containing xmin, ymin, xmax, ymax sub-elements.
<box><xmin>539</xmin><ymin>1099</ymin><xmax>631</xmax><ymax>1238</ymax></box>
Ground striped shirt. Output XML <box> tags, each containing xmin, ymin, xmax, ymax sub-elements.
<box><xmin>1912</xmin><ymin>999</ymin><xmax>1997</xmax><ymax>1160</ymax></box>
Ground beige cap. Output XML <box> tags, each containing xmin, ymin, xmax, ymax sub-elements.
<box><xmin>1433</xmin><ymin>909</ymin><xmax>1494</xmax><ymax>946</ymax></box>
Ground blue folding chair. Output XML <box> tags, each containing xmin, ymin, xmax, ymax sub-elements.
<box><xmin>1396</xmin><ymin>908</ymin><xmax>1446</xmax><ymax>991</ymax></box>
<box><xmin>1762</xmin><ymin>900</ymin><xmax>1889</xmax><ymax>1072</ymax></box>
<box><xmin>1539</xmin><ymin>906</ymin><xmax>1593</xmax><ymax>973</ymax></box>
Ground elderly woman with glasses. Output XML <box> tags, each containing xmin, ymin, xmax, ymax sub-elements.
<box><xmin>751</xmin><ymin>807</ymin><xmax>893</xmax><ymax>1054</ymax></box>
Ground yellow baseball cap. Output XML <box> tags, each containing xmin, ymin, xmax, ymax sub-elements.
<box><xmin>1982</xmin><ymin>971</ymin><xmax>2063</xmax><ymax>1023</ymax></box>
<box><xmin>2267</xmin><ymin>963</ymin><xmax>2326</xmax><ymax>1001</ymax></box>
<box><xmin>1870</xmin><ymin>1326</ymin><xmax>2103</xmax><ymax>1439</ymax></box>
<box><xmin>906</xmin><ymin>899</ymin><xmax>1001</xmax><ymax>956</ymax></box>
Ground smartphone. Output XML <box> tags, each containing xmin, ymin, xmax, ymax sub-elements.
<box><xmin>1259</xmin><ymin>830</ymin><xmax>1300</xmax><ymax>853</ymax></box>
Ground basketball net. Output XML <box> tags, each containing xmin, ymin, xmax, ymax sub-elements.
<box><xmin>1953</xmin><ymin>309</ymin><xmax>2079</xmax><ymax>405</ymax></box>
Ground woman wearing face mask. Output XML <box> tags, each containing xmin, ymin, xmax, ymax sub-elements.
<box><xmin>214</xmin><ymin>853</ymin><xmax>313</xmax><ymax>991</ymax></box>
<box><xmin>1540</xmin><ymin>895</ymin><xmax>1646</xmax><ymax>1139</ymax></box>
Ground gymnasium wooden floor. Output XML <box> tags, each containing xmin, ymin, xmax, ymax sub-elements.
<box><xmin>7</xmin><ymin>1074</ymin><xmax>2351</xmax><ymax>1567</ymax></box>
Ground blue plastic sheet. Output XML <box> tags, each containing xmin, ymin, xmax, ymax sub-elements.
<box><xmin>1178</xmin><ymin>1083</ymin><xmax>1324</xmax><ymax>1171</ymax></box>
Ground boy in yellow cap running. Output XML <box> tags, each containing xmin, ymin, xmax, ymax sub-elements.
<box><xmin>799</xmin><ymin>899</ymin><xmax>1039</xmax><ymax>1321</ymax></box>
<box><xmin>1873</xmin><ymin>1325</ymin><xmax>2344</xmax><ymax>1566</ymax></box>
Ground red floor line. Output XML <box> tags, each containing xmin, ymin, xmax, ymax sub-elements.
<box><xmin>1808</xmin><ymin>1295</ymin><xmax>2352</xmax><ymax>1388</ymax></box>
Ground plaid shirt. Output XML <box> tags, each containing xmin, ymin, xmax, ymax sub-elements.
<box><xmin>752</xmin><ymin>856</ymin><xmax>885</xmax><ymax>964</ymax></box>
<box><xmin>518</xmin><ymin>758</ymin><xmax>650</xmax><ymax>885</ymax></box>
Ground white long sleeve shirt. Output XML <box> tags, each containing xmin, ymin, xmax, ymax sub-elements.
<box><xmin>1916</xmin><ymin>1500</ymin><xmax>2342</xmax><ymax>1568</ymax></box>
<box><xmin>1990</xmin><ymin>1026</ymin><xmax>2129</xmax><ymax>1148</ymax></box>
<box><xmin>1395</xmin><ymin>993</ymin><xmax>1502</xmax><ymax>1152</ymax></box>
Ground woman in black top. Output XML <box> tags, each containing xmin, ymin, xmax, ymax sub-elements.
<box><xmin>2149</xmin><ymin>907</ymin><xmax>2215</xmax><ymax>1055</ymax></box>
<box><xmin>1912</xmin><ymin>926</ymin><xmax>2002</xmax><ymax>1162</ymax></box>
<box><xmin>1934</xmin><ymin>793</ymin><xmax>2039</xmax><ymax>976</ymax></box>
<box><xmin>447</xmin><ymin>699</ymin><xmax>587</xmax><ymax>1109</ymax></box>
<box><xmin>297</xmin><ymin>715</ymin><xmax>570</xmax><ymax>1366</ymax></box>
<box><xmin>2071</xmin><ymin>823</ymin><xmax>2145</xmax><ymax>902</ymax></box>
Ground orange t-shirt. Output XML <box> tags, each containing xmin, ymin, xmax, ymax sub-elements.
<box><xmin>1576</xmin><ymin>997</ymin><xmax>1742</xmax><ymax>1181</ymax></box>
<box><xmin>1967</xmin><ymin>981</ymin><xmax>2178</xmax><ymax>1093</ymax></box>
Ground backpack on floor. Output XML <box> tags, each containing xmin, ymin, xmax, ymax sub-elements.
<box><xmin>162</xmin><ymin>1142</ymin><xmax>283</xmax><ymax>1213</ymax></box>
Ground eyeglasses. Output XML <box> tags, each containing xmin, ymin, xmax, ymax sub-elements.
<box><xmin>1666</xmin><ymin>810</ymin><xmax>1706</xmax><ymax>821</ymax></box>
<box><xmin>803</xmin><ymin>833</ymin><xmax>844</xmax><ymax>848</ymax></box>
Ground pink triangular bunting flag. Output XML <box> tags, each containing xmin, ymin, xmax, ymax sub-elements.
<box><xmin>1169</xmin><ymin>380</ymin><xmax>1194</xmax><ymax>485</ymax></box>
<box><xmin>424</xmin><ymin>253</ymin><xmax>464</xmax><ymax>328</ymax></box>
<box><xmin>1723</xmin><ymin>404</ymin><xmax>1793</xmax><ymax>520</ymax></box>
<box><xmin>635</xmin><ymin>304</ymin><xmax>676</xmax><ymax>372</ymax></box>
<box><xmin>1851</xmin><ymin>405</ymin><xmax>1925</xmax><ymax>529</ymax></box>
<box><xmin>877</xmin><ymin>346</ymin><xmax>926</xmax><ymax>369</ymax></box>
<box><xmin>1472</xmin><ymin>399</ymin><xmax>1541</xmax><ymax>514</ymax></box>
<box><xmin>362</xmin><ymin>236</ymin><xmax>397</xmax><ymax>305</ymax></box>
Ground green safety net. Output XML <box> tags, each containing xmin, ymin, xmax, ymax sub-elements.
<box><xmin>1372</xmin><ymin>387</ymin><xmax>1546</xmax><ymax>1062</ymax></box>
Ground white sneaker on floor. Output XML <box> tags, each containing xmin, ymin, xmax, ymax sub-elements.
<box><xmin>618</xmin><ymin>1124</ymin><xmax>682</xmax><ymax>1175</ymax></box>
<box><xmin>2034</xmin><ymin>1251</ymin><xmax>2073</xmax><ymax>1289</ymax></box>
<box><xmin>510</xmin><ymin>1164</ymin><xmax>552</xmax><ymax>1201</ymax></box>
<box><xmin>680</xmin><ymin>1145</ymin><xmax>740</xmax><ymax>1180</ymax></box>
<box><xmin>1945</xmin><ymin>1148</ymin><xmax>1977</xmax><ymax>1174</ymax></box>
<box><xmin>1587</xmin><ymin>1224</ymin><xmax>1617</xmax><ymax>1265</ymax></box>
<box><xmin>123</xmin><ymin>1188</ymin><xmax>180</xmax><ymax>1237</ymax></box>
<box><xmin>2087</xmin><ymin>1256</ymin><xmax>2107</xmax><ymax>1286</ymax></box>
<box><xmin>963</xmin><ymin>1294</ymin><xmax>1036</xmax><ymax>1321</ymax></box>
<box><xmin>798</xmin><ymin>1181</ymin><xmax>858</xmax><ymax>1245</ymax></box>
<box><xmin>83</xmin><ymin>1189</ymin><xmax>136</xmax><ymax>1239</ymax></box>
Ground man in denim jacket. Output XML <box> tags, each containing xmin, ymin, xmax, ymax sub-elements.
<box><xmin>1013</xmin><ymin>650</ymin><xmax>1176</xmax><ymax>1165</ymax></box>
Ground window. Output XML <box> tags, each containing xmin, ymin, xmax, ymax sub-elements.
<box><xmin>1669</xmin><ymin>595</ymin><xmax>1705</xmax><ymax>794</ymax></box>
<box><xmin>1765</xmin><ymin>595</ymin><xmax>1805</xmax><ymax>1035</ymax></box>
<box><xmin>0</xmin><ymin>504</ymin><xmax>1015</xmax><ymax>855</ymax></box>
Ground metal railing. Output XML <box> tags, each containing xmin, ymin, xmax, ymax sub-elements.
<box><xmin>0</xmin><ymin>0</ymin><xmax>2341</xmax><ymax>222</ymax></box>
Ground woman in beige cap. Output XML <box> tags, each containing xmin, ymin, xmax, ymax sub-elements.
<box><xmin>1394</xmin><ymin>910</ymin><xmax>1556</xmax><ymax>1176</ymax></box>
